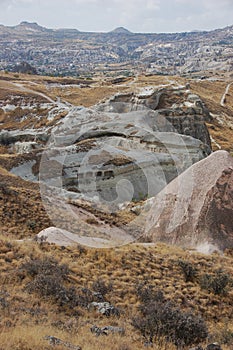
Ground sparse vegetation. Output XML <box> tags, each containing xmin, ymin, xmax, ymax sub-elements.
<box><xmin>178</xmin><ymin>259</ymin><xmax>198</xmax><ymax>282</ymax></box>
<box><xmin>0</xmin><ymin>237</ymin><xmax>232</xmax><ymax>349</ymax></box>
<box><xmin>133</xmin><ymin>286</ymin><xmax>208</xmax><ymax>348</ymax></box>
<box><xmin>200</xmin><ymin>269</ymin><xmax>232</xmax><ymax>295</ymax></box>
<box><xmin>92</xmin><ymin>278</ymin><xmax>113</xmax><ymax>298</ymax></box>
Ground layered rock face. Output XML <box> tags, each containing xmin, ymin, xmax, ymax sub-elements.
<box><xmin>144</xmin><ymin>150</ymin><xmax>233</xmax><ymax>251</ymax></box>
<box><xmin>9</xmin><ymin>86</ymin><xmax>211</xmax><ymax>206</ymax></box>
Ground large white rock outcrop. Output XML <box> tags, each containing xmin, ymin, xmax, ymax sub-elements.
<box><xmin>144</xmin><ymin>150</ymin><xmax>233</xmax><ymax>251</ymax></box>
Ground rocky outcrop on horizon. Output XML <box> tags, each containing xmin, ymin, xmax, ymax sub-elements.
<box><xmin>0</xmin><ymin>22</ymin><xmax>233</xmax><ymax>75</ymax></box>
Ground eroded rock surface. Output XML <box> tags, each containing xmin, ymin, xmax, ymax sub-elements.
<box><xmin>2</xmin><ymin>84</ymin><xmax>216</xmax><ymax>247</ymax></box>
<box><xmin>9</xmin><ymin>86</ymin><xmax>211</xmax><ymax>205</ymax></box>
<box><xmin>144</xmin><ymin>150</ymin><xmax>233</xmax><ymax>251</ymax></box>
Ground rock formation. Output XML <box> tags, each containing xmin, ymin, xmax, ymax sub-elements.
<box><xmin>9</xmin><ymin>86</ymin><xmax>211</xmax><ymax>206</ymax></box>
<box><xmin>144</xmin><ymin>150</ymin><xmax>233</xmax><ymax>251</ymax></box>
<box><xmin>1</xmin><ymin>81</ymin><xmax>218</xmax><ymax>248</ymax></box>
<box><xmin>12</xmin><ymin>61</ymin><xmax>37</xmax><ymax>75</ymax></box>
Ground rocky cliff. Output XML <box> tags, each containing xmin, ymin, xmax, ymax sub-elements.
<box><xmin>8</xmin><ymin>85</ymin><xmax>211</xmax><ymax>207</ymax></box>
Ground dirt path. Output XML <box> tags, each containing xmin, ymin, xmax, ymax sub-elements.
<box><xmin>13</xmin><ymin>82</ymin><xmax>56</xmax><ymax>103</ymax></box>
<box><xmin>220</xmin><ymin>82</ymin><xmax>233</xmax><ymax>107</ymax></box>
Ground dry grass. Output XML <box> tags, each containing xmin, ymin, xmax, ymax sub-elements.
<box><xmin>47</xmin><ymin>85</ymin><xmax>129</xmax><ymax>107</ymax></box>
<box><xmin>0</xmin><ymin>71</ymin><xmax>130</xmax><ymax>108</ymax></box>
<box><xmin>0</xmin><ymin>166</ymin><xmax>52</xmax><ymax>238</ymax></box>
<box><xmin>0</xmin><ymin>236</ymin><xmax>232</xmax><ymax>349</ymax></box>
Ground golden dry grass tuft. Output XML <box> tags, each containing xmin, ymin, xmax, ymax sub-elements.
<box><xmin>0</xmin><ymin>166</ymin><xmax>52</xmax><ymax>238</ymax></box>
<box><xmin>0</xmin><ymin>236</ymin><xmax>232</xmax><ymax>349</ymax></box>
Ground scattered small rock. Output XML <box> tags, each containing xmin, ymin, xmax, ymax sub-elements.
<box><xmin>89</xmin><ymin>301</ymin><xmax>120</xmax><ymax>316</ymax></box>
<box><xmin>90</xmin><ymin>325</ymin><xmax>125</xmax><ymax>336</ymax></box>
<box><xmin>44</xmin><ymin>335</ymin><xmax>81</xmax><ymax>350</ymax></box>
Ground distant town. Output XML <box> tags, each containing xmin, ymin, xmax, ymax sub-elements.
<box><xmin>0</xmin><ymin>21</ymin><xmax>233</xmax><ymax>77</ymax></box>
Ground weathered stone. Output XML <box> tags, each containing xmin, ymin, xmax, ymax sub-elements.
<box><xmin>10</xmin><ymin>86</ymin><xmax>212</xmax><ymax>205</ymax></box>
<box><xmin>13</xmin><ymin>141</ymin><xmax>40</xmax><ymax>154</ymax></box>
<box><xmin>41</xmin><ymin>90</ymin><xmax>211</xmax><ymax>204</ymax></box>
<box><xmin>0</xmin><ymin>130</ymin><xmax>48</xmax><ymax>145</ymax></box>
<box><xmin>89</xmin><ymin>302</ymin><xmax>120</xmax><ymax>316</ymax></box>
<box><xmin>144</xmin><ymin>150</ymin><xmax>233</xmax><ymax>251</ymax></box>
<box><xmin>9</xmin><ymin>86</ymin><xmax>214</xmax><ymax>249</ymax></box>
<box><xmin>90</xmin><ymin>325</ymin><xmax>108</xmax><ymax>336</ymax></box>
<box><xmin>44</xmin><ymin>335</ymin><xmax>81</xmax><ymax>350</ymax></box>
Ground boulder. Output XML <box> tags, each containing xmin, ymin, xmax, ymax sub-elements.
<box><xmin>89</xmin><ymin>302</ymin><xmax>120</xmax><ymax>316</ymax></box>
<box><xmin>36</xmin><ymin>227</ymin><xmax>118</xmax><ymax>248</ymax></box>
<box><xmin>144</xmin><ymin>150</ymin><xmax>233</xmax><ymax>251</ymax></box>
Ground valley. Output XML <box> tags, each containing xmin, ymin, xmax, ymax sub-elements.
<box><xmin>0</xmin><ymin>24</ymin><xmax>233</xmax><ymax>349</ymax></box>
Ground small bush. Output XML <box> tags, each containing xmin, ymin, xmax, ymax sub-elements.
<box><xmin>178</xmin><ymin>260</ymin><xmax>198</xmax><ymax>282</ymax></box>
<box><xmin>27</xmin><ymin>273</ymin><xmax>94</xmax><ymax>309</ymax></box>
<box><xmin>21</xmin><ymin>257</ymin><xmax>85</xmax><ymax>308</ymax></box>
<box><xmin>21</xmin><ymin>257</ymin><xmax>69</xmax><ymax>279</ymax></box>
<box><xmin>78</xmin><ymin>287</ymin><xmax>94</xmax><ymax>307</ymax></box>
<box><xmin>133</xmin><ymin>288</ymin><xmax>208</xmax><ymax>348</ymax></box>
<box><xmin>136</xmin><ymin>282</ymin><xmax>165</xmax><ymax>305</ymax></box>
<box><xmin>170</xmin><ymin>310</ymin><xmax>208</xmax><ymax>349</ymax></box>
<box><xmin>92</xmin><ymin>279</ymin><xmax>113</xmax><ymax>298</ymax></box>
<box><xmin>76</xmin><ymin>244</ymin><xmax>87</xmax><ymax>255</ymax></box>
<box><xmin>27</xmin><ymin>274</ymin><xmax>63</xmax><ymax>297</ymax></box>
<box><xmin>0</xmin><ymin>296</ymin><xmax>8</xmax><ymax>309</ymax></box>
<box><xmin>200</xmin><ymin>269</ymin><xmax>231</xmax><ymax>295</ymax></box>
